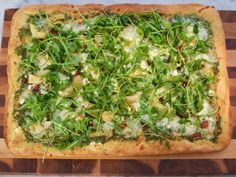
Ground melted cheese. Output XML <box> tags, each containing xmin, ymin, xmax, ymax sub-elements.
<box><xmin>184</xmin><ymin>124</ymin><xmax>197</xmax><ymax>136</ymax></box>
<box><xmin>197</xmin><ymin>100</ymin><xmax>214</xmax><ymax>116</ymax></box>
<box><xmin>198</xmin><ymin>26</ymin><xmax>208</xmax><ymax>40</ymax></box>
<box><xmin>201</xmin><ymin>117</ymin><xmax>216</xmax><ymax>139</ymax></box>
<box><xmin>156</xmin><ymin>117</ymin><xmax>169</xmax><ymax>127</ymax></box>
<box><xmin>167</xmin><ymin>116</ymin><xmax>182</xmax><ymax>132</ymax></box>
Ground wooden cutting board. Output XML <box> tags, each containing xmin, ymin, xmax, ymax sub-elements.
<box><xmin>0</xmin><ymin>8</ymin><xmax>235</xmax><ymax>175</ymax></box>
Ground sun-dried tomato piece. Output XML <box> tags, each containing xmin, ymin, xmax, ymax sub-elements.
<box><xmin>201</xmin><ymin>120</ymin><xmax>209</xmax><ymax>128</ymax></box>
<box><xmin>190</xmin><ymin>133</ymin><xmax>201</xmax><ymax>139</ymax></box>
<box><xmin>32</xmin><ymin>84</ymin><xmax>40</xmax><ymax>93</ymax></box>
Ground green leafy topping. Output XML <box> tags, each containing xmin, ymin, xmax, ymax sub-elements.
<box><xmin>14</xmin><ymin>10</ymin><xmax>220</xmax><ymax>149</ymax></box>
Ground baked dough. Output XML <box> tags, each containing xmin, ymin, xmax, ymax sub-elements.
<box><xmin>5</xmin><ymin>4</ymin><xmax>231</xmax><ymax>157</ymax></box>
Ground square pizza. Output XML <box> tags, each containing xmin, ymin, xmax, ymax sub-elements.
<box><xmin>6</xmin><ymin>4</ymin><xmax>231</xmax><ymax>157</ymax></box>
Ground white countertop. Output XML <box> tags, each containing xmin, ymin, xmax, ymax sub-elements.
<box><xmin>0</xmin><ymin>0</ymin><xmax>236</xmax><ymax>44</ymax></box>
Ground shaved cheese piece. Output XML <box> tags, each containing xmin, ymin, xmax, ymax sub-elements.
<box><xmin>30</xmin><ymin>24</ymin><xmax>47</xmax><ymax>39</ymax></box>
<box><xmin>28</xmin><ymin>74</ymin><xmax>44</xmax><ymax>84</ymax></box>
<box><xmin>37</xmin><ymin>54</ymin><xmax>51</xmax><ymax>69</ymax></box>
<box><xmin>64</xmin><ymin>23</ymin><xmax>87</xmax><ymax>33</ymax></box>
<box><xmin>102</xmin><ymin>111</ymin><xmax>114</xmax><ymax>122</ymax></box>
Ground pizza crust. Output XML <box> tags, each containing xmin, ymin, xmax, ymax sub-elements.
<box><xmin>5</xmin><ymin>3</ymin><xmax>231</xmax><ymax>157</ymax></box>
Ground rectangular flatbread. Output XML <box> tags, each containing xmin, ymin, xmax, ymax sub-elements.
<box><xmin>6</xmin><ymin>4</ymin><xmax>231</xmax><ymax>157</ymax></box>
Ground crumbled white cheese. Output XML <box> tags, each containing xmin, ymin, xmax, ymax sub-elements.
<box><xmin>197</xmin><ymin>99</ymin><xmax>215</xmax><ymax>116</ymax></box>
<box><xmin>39</xmin><ymin>85</ymin><xmax>48</xmax><ymax>95</ymax></box>
<box><xmin>148</xmin><ymin>47</ymin><xmax>158</xmax><ymax>59</ymax></box>
<box><xmin>120</xmin><ymin>26</ymin><xmax>140</xmax><ymax>43</ymax></box>
<box><xmin>27</xmin><ymin>84</ymin><xmax>33</xmax><ymax>90</ymax></box>
<box><xmin>82</xmin><ymin>78</ymin><xmax>89</xmax><ymax>85</ymax></box>
<box><xmin>90</xmin><ymin>141</ymin><xmax>96</xmax><ymax>146</ymax></box>
<box><xmin>43</xmin><ymin>120</ymin><xmax>52</xmax><ymax>129</ymax></box>
<box><xmin>156</xmin><ymin>117</ymin><xmax>169</xmax><ymax>127</ymax></box>
<box><xmin>208</xmin><ymin>90</ymin><xmax>215</xmax><ymax>97</ymax></box>
<box><xmin>198</xmin><ymin>26</ymin><xmax>208</xmax><ymax>40</ymax></box>
<box><xmin>169</xmin><ymin>70</ymin><xmax>179</xmax><ymax>76</ymax></box>
<box><xmin>195</xmin><ymin>54</ymin><xmax>218</xmax><ymax>63</ymax></box>
<box><xmin>122</xmin><ymin>119</ymin><xmax>142</xmax><ymax>138</ymax></box>
<box><xmin>58</xmin><ymin>73</ymin><xmax>70</xmax><ymax>81</ymax></box>
<box><xmin>75</xmin><ymin>96</ymin><xmax>84</xmax><ymax>103</ymax></box>
<box><xmin>140</xmin><ymin>60</ymin><xmax>149</xmax><ymax>70</ymax></box>
<box><xmin>64</xmin><ymin>23</ymin><xmax>87</xmax><ymax>33</ymax></box>
<box><xmin>200</xmin><ymin>117</ymin><xmax>216</xmax><ymax>139</ymax></box>
<box><xmin>156</xmin><ymin>87</ymin><xmax>167</xmax><ymax>95</ymax></box>
<box><xmin>103</xmin><ymin>122</ymin><xmax>114</xmax><ymax>137</ymax></box>
<box><xmin>186</xmin><ymin>25</ymin><xmax>194</xmax><ymax>37</ymax></box>
<box><xmin>19</xmin><ymin>90</ymin><xmax>30</xmax><ymax>104</ymax></box>
<box><xmin>141</xmin><ymin>114</ymin><xmax>150</xmax><ymax>122</ymax></box>
<box><xmin>80</xmin><ymin>53</ymin><xmax>88</xmax><ymax>63</ymax></box>
<box><xmin>120</xmin><ymin>26</ymin><xmax>141</xmax><ymax>54</ymax></box>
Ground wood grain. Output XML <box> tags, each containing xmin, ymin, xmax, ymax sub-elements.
<box><xmin>0</xmin><ymin>7</ymin><xmax>236</xmax><ymax>176</ymax></box>
<box><xmin>101</xmin><ymin>160</ymin><xmax>157</xmax><ymax>175</ymax></box>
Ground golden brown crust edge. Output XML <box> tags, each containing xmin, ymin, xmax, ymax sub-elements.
<box><xmin>5</xmin><ymin>3</ymin><xmax>231</xmax><ymax>157</ymax></box>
